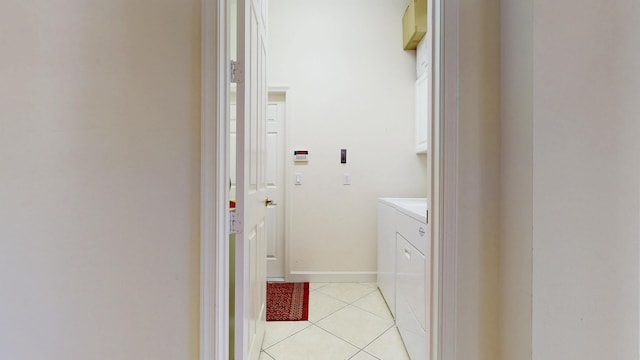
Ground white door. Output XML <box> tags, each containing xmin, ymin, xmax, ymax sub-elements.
<box><xmin>265</xmin><ymin>96</ymin><xmax>286</xmax><ymax>279</ymax></box>
<box><xmin>235</xmin><ymin>0</ymin><xmax>268</xmax><ymax>359</ymax></box>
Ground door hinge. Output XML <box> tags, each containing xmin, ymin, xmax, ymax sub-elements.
<box><xmin>230</xmin><ymin>60</ymin><xmax>244</xmax><ymax>84</ymax></box>
<box><xmin>426</xmin><ymin>210</ymin><xmax>429</xmax><ymax>224</ymax></box>
<box><xmin>230</xmin><ymin>211</ymin><xmax>242</xmax><ymax>234</ymax></box>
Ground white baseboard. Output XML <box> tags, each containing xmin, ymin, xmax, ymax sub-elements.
<box><xmin>287</xmin><ymin>271</ymin><xmax>377</xmax><ymax>283</ymax></box>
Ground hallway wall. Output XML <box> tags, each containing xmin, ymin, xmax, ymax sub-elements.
<box><xmin>532</xmin><ymin>1</ymin><xmax>640</xmax><ymax>358</ymax></box>
<box><xmin>499</xmin><ymin>1</ymin><xmax>640</xmax><ymax>359</ymax></box>
<box><xmin>499</xmin><ymin>0</ymin><xmax>533</xmax><ymax>359</ymax></box>
<box><xmin>420</xmin><ymin>0</ymin><xmax>640</xmax><ymax>358</ymax></box>
<box><xmin>0</xmin><ymin>1</ymin><xmax>201</xmax><ymax>358</ymax></box>
<box><xmin>457</xmin><ymin>0</ymin><xmax>501</xmax><ymax>358</ymax></box>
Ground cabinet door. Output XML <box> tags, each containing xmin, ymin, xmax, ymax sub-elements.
<box><xmin>396</xmin><ymin>234</ymin><xmax>428</xmax><ymax>360</ymax></box>
<box><xmin>396</xmin><ymin>209</ymin><xmax>429</xmax><ymax>256</ymax></box>
<box><xmin>416</xmin><ymin>36</ymin><xmax>428</xmax><ymax>78</ymax></box>
<box><xmin>415</xmin><ymin>71</ymin><xmax>429</xmax><ymax>154</ymax></box>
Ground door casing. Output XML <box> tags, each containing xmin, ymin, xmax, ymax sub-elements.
<box><xmin>200</xmin><ymin>1</ymin><xmax>231</xmax><ymax>360</ymax></box>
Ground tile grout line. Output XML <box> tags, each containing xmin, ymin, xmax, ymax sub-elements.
<box><xmin>359</xmin><ymin>323</ymin><xmax>396</xmax><ymax>352</ymax></box>
<box><xmin>311</xmin><ymin>323</ymin><xmax>362</xmax><ymax>357</ymax></box>
<box><xmin>348</xmin><ymin>349</ymin><xmax>383</xmax><ymax>360</ymax></box>
<box><xmin>314</xmin><ymin>287</ymin><xmax>377</xmax><ymax>306</ymax></box>
<box><xmin>260</xmin><ymin>349</ymin><xmax>276</xmax><ymax>360</ymax></box>
<box><xmin>261</xmin><ymin>321</ymin><xmax>313</xmax><ymax>351</ymax></box>
<box><xmin>308</xmin><ymin>291</ymin><xmax>350</xmax><ymax>324</ymax></box>
<box><xmin>313</xmin><ymin>306</ymin><xmax>394</xmax><ymax>353</ymax></box>
<box><xmin>309</xmin><ymin>303</ymin><xmax>349</xmax><ymax>324</ymax></box>
<box><xmin>350</xmin><ymin>304</ymin><xmax>394</xmax><ymax>322</ymax></box>
<box><xmin>309</xmin><ymin>290</ymin><xmax>351</xmax><ymax>325</ymax></box>
<box><xmin>350</xmin><ymin>291</ymin><xmax>395</xmax><ymax>321</ymax></box>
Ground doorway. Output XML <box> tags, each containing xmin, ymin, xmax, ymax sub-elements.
<box><xmin>203</xmin><ymin>1</ymin><xmax>457</xmax><ymax>358</ymax></box>
<box><xmin>249</xmin><ymin>0</ymin><xmax>427</xmax><ymax>358</ymax></box>
<box><xmin>262</xmin><ymin>1</ymin><xmax>431</xmax><ymax>359</ymax></box>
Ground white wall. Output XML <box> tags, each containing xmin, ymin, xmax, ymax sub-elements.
<box><xmin>499</xmin><ymin>0</ymin><xmax>533</xmax><ymax>359</ymax></box>
<box><xmin>532</xmin><ymin>1</ymin><xmax>640</xmax><ymax>358</ymax></box>
<box><xmin>0</xmin><ymin>1</ymin><xmax>201</xmax><ymax>359</ymax></box>
<box><xmin>451</xmin><ymin>1</ymin><xmax>640</xmax><ymax>358</ymax></box>
<box><xmin>456</xmin><ymin>0</ymin><xmax>501</xmax><ymax>358</ymax></box>
<box><xmin>268</xmin><ymin>0</ymin><xmax>427</xmax><ymax>277</ymax></box>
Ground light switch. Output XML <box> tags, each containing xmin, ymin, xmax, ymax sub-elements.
<box><xmin>295</xmin><ymin>173</ymin><xmax>302</xmax><ymax>185</ymax></box>
<box><xmin>343</xmin><ymin>173</ymin><xmax>351</xmax><ymax>185</ymax></box>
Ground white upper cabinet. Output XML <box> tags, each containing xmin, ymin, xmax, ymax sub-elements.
<box><xmin>416</xmin><ymin>36</ymin><xmax>429</xmax><ymax>78</ymax></box>
<box><xmin>415</xmin><ymin>70</ymin><xmax>429</xmax><ymax>154</ymax></box>
<box><xmin>415</xmin><ymin>34</ymin><xmax>431</xmax><ymax>154</ymax></box>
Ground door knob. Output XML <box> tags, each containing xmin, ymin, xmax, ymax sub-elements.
<box><xmin>264</xmin><ymin>197</ymin><xmax>277</xmax><ymax>206</ymax></box>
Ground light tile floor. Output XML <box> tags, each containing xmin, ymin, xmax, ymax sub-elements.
<box><xmin>260</xmin><ymin>282</ymin><xmax>410</xmax><ymax>360</ymax></box>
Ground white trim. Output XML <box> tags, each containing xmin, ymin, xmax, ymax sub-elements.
<box><xmin>234</xmin><ymin>0</ymin><xmax>247</xmax><ymax>356</ymax></box>
<box><xmin>429</xmin><ymin>0</ymin><xmax>439</xmax><ymax>358</ymax></box>
<box><xmin>284</xmin><ymin>89</ymin><xmax>294</xmax><ymax>282</ymax></box>
<box><xmin>201</xmin><ymin>0</ymin><xmax>230</xmax><ymax>359</ymax></box>
<box><xmin>268</xmin><ymin>86</ymin><xmax>290</xmax><ymax>95</ymax></box>
<box><xmin>437</xmin><ymin>0</ymin><xmax>459</xmax><ymax>358</ymax></box>
<box><xmin>287</xmin><ymin>271</ymin><xmax>377</xmax><ymax>283</ymax></box>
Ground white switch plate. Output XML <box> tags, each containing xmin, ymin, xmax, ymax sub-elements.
<box><xmin>295</xmin><ymin>173</ymin><xmax>302</xmax><ymax>185</ymax></box>
<box><xmin>343</xmin><ymin>173</ymin><xmax>351</xmax><ymax>185</ymax></box>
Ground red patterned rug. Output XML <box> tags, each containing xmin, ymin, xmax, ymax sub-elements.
<box><xmin>266</xmin><ymin>282</ymin><xmax>309</xmax><ymax>321</ymax></box>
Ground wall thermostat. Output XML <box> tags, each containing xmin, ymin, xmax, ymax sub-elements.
<box><xmin>293</xmin><ymin>150</ymin><xmax>309</xmax><ymax>162</ymax></box>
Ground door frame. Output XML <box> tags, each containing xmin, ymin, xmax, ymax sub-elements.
<box><xmin>434</xmin><ymin>0</ymin><xmax>459</xmax><ymax>357</ymax></box>
<box><xmin>201</xmin><ymin>0</ymin><xmax>230</xmax><ymax>359</ymax></box>
<box><xmin>267</xmin><ymin>86</ymin><xmax>291</xmax><ymax>281</ymax></box>
<box><xmin>200</xmin><ymin>0</ymin><xmax>460</xmax><ymax>359</ymax></box>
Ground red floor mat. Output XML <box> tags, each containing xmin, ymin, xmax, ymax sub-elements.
<box><xmin>266</xmin><ymin>282</ymin><xmax>309</xmax><ymax>321</ymax></box>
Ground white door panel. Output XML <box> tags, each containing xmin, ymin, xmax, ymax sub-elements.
<box><xmin>235</xmin><ymin>0</ymin><xmax>268</xmax><ymax>359</ymax></box>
